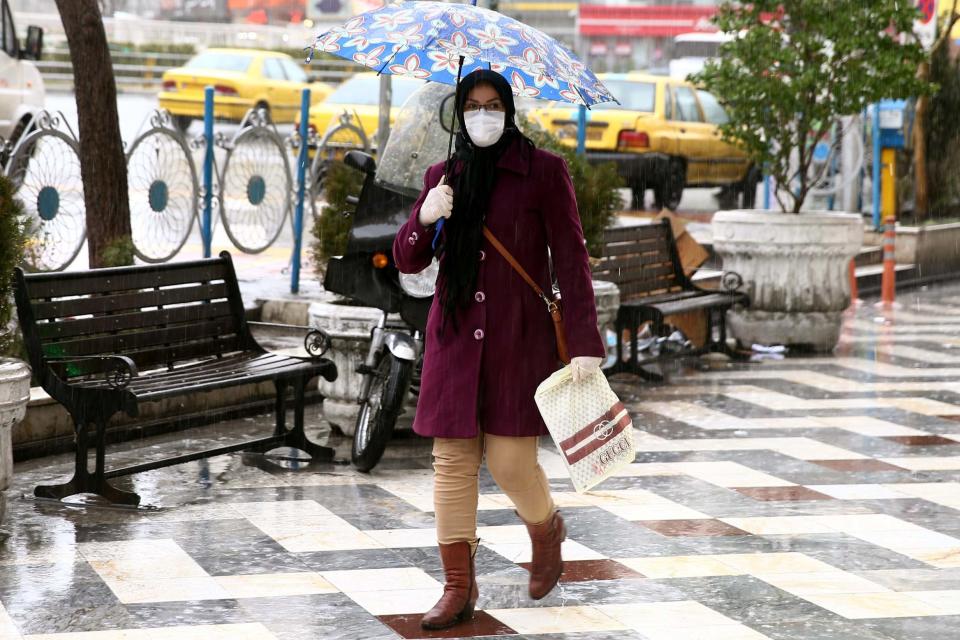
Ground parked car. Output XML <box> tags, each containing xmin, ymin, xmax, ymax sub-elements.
<box><xmin>300</xmin><ymin>73</ymin><xmax>424</xmax><ymax>152</ymax></box>
<box><xmin>528</xmin><ymin>72</ymin><xmax>758</xmax><ymax>210</ymax></box>
<box><xmin>0</xmin><ymin>0</ymin><xmax>44</xmax><ymax>163</ymax></box>
<box><xmin>159</xmin><ymin>48</ymin><xmax>333</xmax><ymax>131</ymax></box>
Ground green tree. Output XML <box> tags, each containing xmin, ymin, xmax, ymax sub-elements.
<box><xmin>693</xmin><ymin>0</ymin><xmax>930</xmax><ymax>213</ymax></box>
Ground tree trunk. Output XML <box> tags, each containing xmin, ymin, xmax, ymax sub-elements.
<box><xmin>55</xmin><ymin>0</ymin><xmax>131</xmax><ymax>268</ymax></box>
<box><xmin>913</xmin><ymin>61</ymin><xmax>931</xmax><ymax>223</ymax></box>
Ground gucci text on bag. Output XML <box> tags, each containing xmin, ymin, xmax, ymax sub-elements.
<box><xmin>558</xmin><ymin>402</ymin><xmax>632</xmax><ymax>472</ymax></box>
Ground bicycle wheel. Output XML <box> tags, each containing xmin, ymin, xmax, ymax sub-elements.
<box><xmin>127</xmin><ymin>127</ymin><xmax>198</xmax><ymax>263</ymax></box>
<box><xmin>352</xmin><ymin>352</ymin><xmax>413</xmax><ymax>472</ymax></box>
<box><xmin>6</xmin><ymin>129</ymin><xmax>86</xmax><ymax>272</ymax></box>
<box><xmin>220</xmin><ymin>126</ymin><xmax>291</xmax><ymax>253</ymax></box>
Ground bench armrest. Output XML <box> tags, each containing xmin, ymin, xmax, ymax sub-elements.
<box><xmin>45</xmin><ymin>355</ymin><xmax>140</xmax><ymax>390</ymax></box>
<box><xmin>247</xmin><ymin>322</ymin><xmax>333</xmax><ymax>358</ymax></box>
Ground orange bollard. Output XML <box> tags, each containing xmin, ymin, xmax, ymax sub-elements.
<box><xmin>848</xmin><ymin>258</ymin><xmax>858</xmax><ymax>302</ymax></box>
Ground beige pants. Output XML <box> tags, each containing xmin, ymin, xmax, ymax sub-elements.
<box><xmin>433</xmin><ymin>433</ymin><xmax>555</xmax><ymax>545</ymax></box>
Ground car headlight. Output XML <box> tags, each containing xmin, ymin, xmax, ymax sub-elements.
<box><xmin>399</xmin><ymin>258</ymin><xmax>439</xmax><ymax>298</ymax></box>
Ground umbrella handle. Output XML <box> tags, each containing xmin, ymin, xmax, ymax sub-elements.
<box><xmin>434</xmin><ymin>55</ymin><xmax>464</xmax><ymax>252</ymax></box>
<box><xmin>432</xmin><ymin>218</ymin><xmax>444</xmax><ymax>250</ymax></box>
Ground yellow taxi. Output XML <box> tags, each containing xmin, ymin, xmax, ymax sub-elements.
<box><xmin>302</xmin><ymin>73</ymin><xmax>424</xmax><ymax>151</ymax></box>
<box><xmin>528</xmin><ymin>72</ymin><xmax>757</xmax><ymax>210</ymax></box>
<box><xmin>159</xmin><ymin>48</ymin><xmax>333</xmax><ymax>131</ymax></box>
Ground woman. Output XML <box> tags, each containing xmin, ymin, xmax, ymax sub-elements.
<box><xmin>393</xmin><ymin>69</ymin><xmax>605</xmax><ymax>630</ymax></box>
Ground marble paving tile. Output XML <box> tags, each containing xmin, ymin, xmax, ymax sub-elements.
<box><xmin>345</xmin><ymin>587</ymin><xmax>445</xmax><ymax>616</ymax></box>
<box><xmin>597</xmin><ymin>600</ymin><xmax>741</xmax><ymax>629</ymax></box>
<box><xmin>801</xmin><ymin>592</ymin><xmax>945</xmax><ymax>619</ymax></box>
<box><xmin>486</xmin><ymin>606</ymin><xmax>627</xmax><ymax>634</ymax></box>
<box><xmin>0</xmin><ymin>602</ymin><xmax>21</xmax><ymax>640</ymax></box>
<box><xmin>319</xmin><ymin>568</ymin><xmax>441</xmax><ymax>593</ymax></box>
<box><xmin>903</xmin><ymin>590</ymin><xmax>960</xmax><ymax>615</ymax></box>
<box><xmin>883</xmin><ymin>483</ymin><xmax>960</xmax><ymax>510</ymax></box>
<box><xmin>667</xmin><ymin>462</ymin><xmax>796</xmax><ymax>488</ymax></box>
<box><xmin>805</xmin><ymin>484</ymin><xmax>911</xmax><ymax>500</ymax></box>
<box><xmin>360</xmin><ymin>528</ymin><xmax>438</xmax><ymax>549</ymax></box>
<box><xmin>734</xmin><ymin>487</ymin><xmax>833</xmax><ymax>502</ymax></box>
<box><xmin>718</xmin><ymin>553</ymin><xmax>838</xmax><ymax>575</ymax></box>
<box><xmin>377</xmin><ymin>611</ymin><xmax>517</xmax><ymax>639</ymax></box>
<box><xmin>812</xmin><ymin>459</ymin><xmax>905</xmax><ymax>472</ymax></box>
<box><xmin>632</xmin><ymin>625</ymin><xmax>774</xmax><ymax>640</ymax></box>
<box><xmin>756</xmin><ymin>571</ymin><xmax>892</xmax><ymax>596</ymax></box>
<box><xmin>616</xmin><ymin>555</ymin><xmax>745</xmax><ymax>578</ymax></box>
<box><xmin>883</xmin><ymin>456</ymin><xmax>960</xmax><ymax>470</ymax></box>
<box><xmin>212</xmin><ymin>572</ymin><xmax>337</xmax><ymax>599</ymax></box>
<box><xmin>518</xmin><ymin>559</ymin><xmax>644</xmax><ymax>583</ymax></box>
<box><xmin>23</xmin><ymin>623</ymin><xmax>278</xmax><ymax>640</ymax></box>
<box><xmin>719</xmin><ymin>517</ymin><xmax>837</xmax><ymax>536</ymax></box>
<box><xmin>639</xmin><ymin>519</ymin><xmax>752</xmax><ymax>537</ymax></box>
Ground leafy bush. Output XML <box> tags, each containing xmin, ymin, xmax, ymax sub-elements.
<box><xmin>0</xmin><ymin>175</ymin><xmax>27</xmax><ymax>356</ymax></box>
<box><xmin>310</xmin><ymin>160</ymin><xmax>363</xmax><ymax>276</ymax></box>
<box><xmin>693</xmin><ymin>0</ymin><xmax>930</xmax><ymax>213</ymax></box>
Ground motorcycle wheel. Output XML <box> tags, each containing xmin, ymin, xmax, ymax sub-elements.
<box><xmin>352</xmin><ymin>352</ymin><xmax>413</xmax><ymax>472</ymax></box>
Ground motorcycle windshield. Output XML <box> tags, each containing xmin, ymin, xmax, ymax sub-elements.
<box><xmin>376</xmin><ymin>82</ymin><xmax>457</xmax><ymax>197</ymax></box>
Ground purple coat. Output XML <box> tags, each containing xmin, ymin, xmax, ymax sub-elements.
<box><xmin>392</xmin><ymin>138</ymin><xmax>605</xmax><ymax>439</ymax></box>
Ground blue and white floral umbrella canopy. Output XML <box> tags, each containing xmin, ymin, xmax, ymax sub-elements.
<box><xmin>312</xmin><ymin>0</ymin><xmax>617</xmax><ymax>107</ymax></box>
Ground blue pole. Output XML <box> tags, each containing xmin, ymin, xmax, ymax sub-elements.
<box><xmin>291</xmin><ymin>88</ymin><xmax>311</xmax><ymax>294</ymax></box>
<box><xmin>872</xmin><ymin>104</ymin><xmax>881</xmax><ymax>230</ymax></box>
<box><xmin>202</xmin><ymin>86</ymin><xmax>214</xmax><ymax>258</ymax></box>
<box><xmin>576</xmin><ymin>104</ymin><xmax>587</xmax><ymax>156</ymax></box>
<box><xmin>763</xmin><ymin>173</ymin><xmax>770</xmax><ymax>209</ymax></box>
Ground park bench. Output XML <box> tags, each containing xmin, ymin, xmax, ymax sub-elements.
<box><xmin>593</xmin><ymin>218</ymin><xmax>748</xmax><ymax>380</ymax></box>
<box><xmin>14</xmin><ymin>252</ymin><xmax>338</xmax><ymax>507</ymax></box>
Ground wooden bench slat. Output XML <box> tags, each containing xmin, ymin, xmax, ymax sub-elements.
<box><xmin>37</xmin><ymin>301</ymin><xmax>234</xmax><ymax>340</ymax></box>
<box><xmin>49</xmin><ymin>336</ymin><xmax>246</xmax><ymax>379</ymax></box>
<box><xmin>43</xmin><ymin>319</ymin><xmax>239</xmax><ymax>359</ymax></box>
<box><xmin>602</xmin><ymin>223</ymin><xmax>663</xmax><ymax>242</ymax></box>
<box><xmin>32</xmin><ymin>283</ymin><xmax>231</xmax><ymax>320</ymax></box>
<box><xmin>650</xmin><ymin>291</ymin><xmax>747</xmax><ymax>317</ymax></box>
<box><xmin>598</xmin><ymin>237</ymin><xmax>669</xmax><ymax>257</ymax></box>
<box><xmin>26</xmin><ymin>262</ymin><xmax>230</xmax><ymax>300</ymax></box>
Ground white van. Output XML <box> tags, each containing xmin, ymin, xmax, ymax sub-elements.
<box><xmin>668</xmin><ymin>32</ymin><xmax>732</xmax><ymax>81</ymax></box>
<box><xmin>0</xmin><ymin>0</ymin><xmax>44</xmax><ymax>155</ymax></box>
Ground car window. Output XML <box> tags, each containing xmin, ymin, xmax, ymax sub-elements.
<box><xmin>2</xmin><ymin>2</ymin><xmax>17</xmax><ymax>58</ymax></box>
<box><xmin>326</xmin><ymin>75</ymin><xmax>421</xmax><ymax>107</ymax></box>
<box><xmin>280</xmin><ymin>58</ymin><xmax>307</xmax><ymax>83</ymax></box>
<box><xmin>697</xmin><ymin>90</ymin><xmax>729</xmax><ymax>125</ymax></box>
<box><xmin>185</xmin><ymin>51</ymin><xmax>254</xmax><ymax>73</ymax></box>
<box><xmin>674</xmin><ymin>87</ymin><xmax>703</xmax><ymax>122</ymax></box>
<box><xmin>592</xmin><ymin>79</ymin><xmax>655</xmax><ymax>112</ymax></box>
<box><xmin>262</xmin><ymin>58</ymin><xmax>285</xmax><ymax>81</ymax></box>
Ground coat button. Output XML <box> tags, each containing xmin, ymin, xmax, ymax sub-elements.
<box><xmin>412</xmin><ymin>231</ymin><xmax>419</xmax><ymax>240</ymax></box>
<box><xmin>408</xmin><ymin>236</ymin><xmax>416</xmax><ymax>245</ymax></box>
<box><xmin>474</xmin><ymin>291</ymin><xmax>485</xmax><ymax>303</ymax></box>
<box><xmin>479</xmin><ymin>250</ymin><xmax>486</xmax><ymax>261</ymax></box>
<box><xmin>474</xmin><ymin>329</ymin><xmax>484</xmax><ymax>340</ymax></box>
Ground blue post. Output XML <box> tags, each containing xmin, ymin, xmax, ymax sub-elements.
<box><xmin>202</xmin><ymin>86</ymin><xmax>214</xmax><ymax>258</ymax></box>
<box><xmin>872</xmin><ymin>103</ymin><xmax>881</xmax><ymax>230</ymax></box>
<box><xmin>763</xmin><ymin>173</ymin><xmax>771</xmax><ymax>209</ymax></box>
<box><xmin>576</xmin><ymin>104</ymin><xmax>587</xmax><ymax>155</ymax></box>
<box><xmin>291</xmin><ymin>88</ymin><xmax>311</xmax><ymax>294</ymax></box>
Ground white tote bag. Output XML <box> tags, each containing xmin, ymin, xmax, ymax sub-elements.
<box><xmin>534</xmin><ymin>365</ymin><xmax>635</xmax><ymax>493</ymax></box>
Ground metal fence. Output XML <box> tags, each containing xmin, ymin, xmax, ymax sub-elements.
<box><xmin>0</xmin><ymin>96</ymin><xmax>374</xmax><ymax>281</ymax></box>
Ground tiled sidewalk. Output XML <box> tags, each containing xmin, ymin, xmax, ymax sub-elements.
<box><xmin>3</xmin><ymin>285</ymin><xmax>960</xmax><ymax>640</ymax></box>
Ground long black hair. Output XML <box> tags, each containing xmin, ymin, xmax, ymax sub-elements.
<box><xmin>438</xmin><ymin>69</ymin><xmax>533</xmax><ymax>325</ymax></box>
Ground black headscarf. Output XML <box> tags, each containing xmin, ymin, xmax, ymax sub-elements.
<box><xmin>438</xmin><ymin>69</ymin><xmax>531</xmax><ymax>325</ymax></box>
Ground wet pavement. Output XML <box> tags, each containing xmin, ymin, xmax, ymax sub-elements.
<box><xmin>3</xmin><ymin>282</ymin><xmax>960</xmax><ymax>639</ymax></box>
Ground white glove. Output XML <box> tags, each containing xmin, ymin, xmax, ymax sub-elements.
<box><xmin>418</xmin><ymin>175</ymin><xmax>453</xmax><ymax>226</ymax></box>
<box><xmin>571</xmin><ymin>356</ymin><xmax>602</xmax><ymax>383</ymax></box>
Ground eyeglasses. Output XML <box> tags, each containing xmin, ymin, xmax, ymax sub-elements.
<box><xmin>463</xmin><ymin>100</ymin><xmax>505</xmax><ymax>113</ymax></box>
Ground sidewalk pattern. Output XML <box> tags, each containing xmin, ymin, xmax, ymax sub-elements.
<box><xmin>2</xmin><ymin>289</ymin><xmax>960</xmax><ymax>639</ymax></box>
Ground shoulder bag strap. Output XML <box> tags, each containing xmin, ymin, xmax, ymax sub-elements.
<box><xmin>482</xmin><ymin>225</ymin><xmax>570</xmax><ymax>364</ymax></box>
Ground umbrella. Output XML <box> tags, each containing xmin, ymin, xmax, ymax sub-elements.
<box><xmin>311</xmin><ymin>0</ymin><xmax>616</xmax><ymax>107</ymax></box>
<box><xmin>310</xmin><ymin>0</ymin><xmax>617</xmax><ymax>239</ymax></box>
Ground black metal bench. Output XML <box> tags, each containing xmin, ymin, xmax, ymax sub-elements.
<box><xmin>593</xmin><ymin>219</ymin><xmax>748</xmax><ymax>379</ymax></box>
<box><xmin>14</xmin><ymin>252</ymin><xmax>338</xmax><ymax>506</ymax></box>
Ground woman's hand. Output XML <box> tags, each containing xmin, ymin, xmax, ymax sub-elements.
<box><xmin>570</xmin><ymin>356</ymin><xmax>602</xmax><ymax>383</ymax></box>
<box><xmin>418</xmin><ymin>175</ymin><xmax>453</xmax><ymax>226</ymax></box>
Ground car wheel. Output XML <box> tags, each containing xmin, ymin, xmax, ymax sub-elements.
<box><xmin>630</xmin><ymin>179</ymin><xmax>647</xmax><ymax>211</ymax></box>
<box><xmin>172</xmin><ymin>115</ymin><xmax>192</xmax><ymax>134</ymax></box>
<box><xmin>740</xmin><ymin>165</ymin><xmax>762</xmax><ymax>209</ymax></box>
<box><xmin>654</xmin><ymin>160</ymin><xmax>685</xmax><ymax>211</ymax></box>
<box><xmin>255</xmin><ymin>102</ymin><xmax>272</xmax><ymax>123</ymax></box>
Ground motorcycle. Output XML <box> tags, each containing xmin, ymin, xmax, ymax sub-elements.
<box><xmin>322</xmin><ymin>82</ymin><xmax>456</xmax><ymax>471</ymax></box>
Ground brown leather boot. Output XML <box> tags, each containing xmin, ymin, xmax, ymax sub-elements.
<box><xmin>522</xmin><ymin>510</ymin><xmax>566</xmax><ymax>600</ymax></box>
<box><xmin>421</xmin><ymin>541</ymin><xmax>479</xmax><ymax>630</ymax></box>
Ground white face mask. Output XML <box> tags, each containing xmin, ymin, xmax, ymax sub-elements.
<box><xmin>463</xmin><ymin>110</ymin><xmax>505</xmax><ymax>148</ymax></box>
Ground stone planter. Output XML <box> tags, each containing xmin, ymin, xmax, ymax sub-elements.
<box><xmin>0</xmin><ymin>359</ymin><xmax>31</xmax><ymax>524</ymax></box>
<box><xmin>309</xmin><ymin>280</ymin><xmax>619</xmax><ymax>437</ymax></box>
<box><xmin>712</xmin><ymin>210</ymin><xmax>863</xmax><ymax>351</ymax></box>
